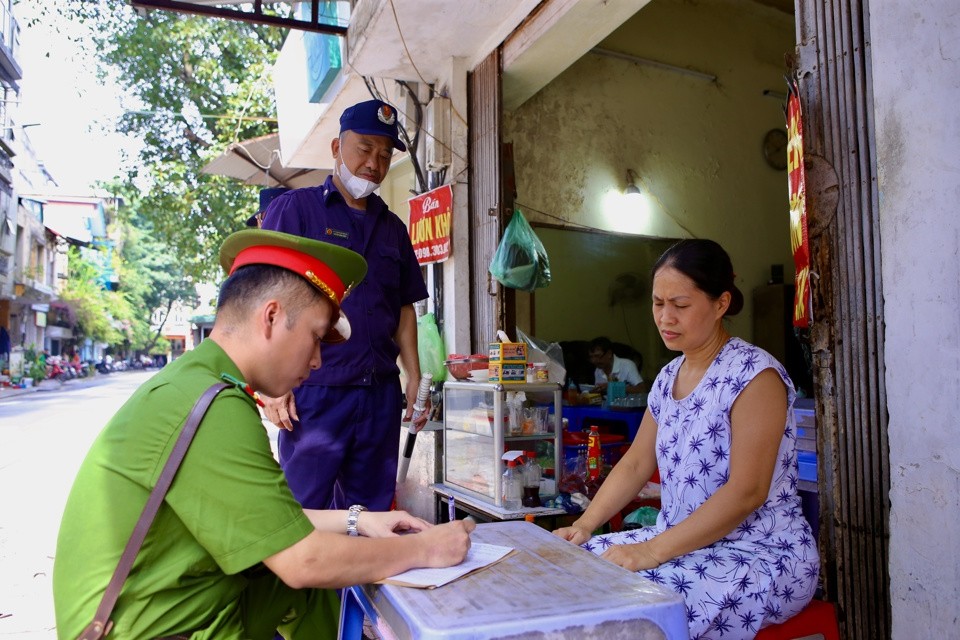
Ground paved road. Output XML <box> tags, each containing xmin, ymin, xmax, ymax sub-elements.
<box><xmin>0</xmin><ymin>370</ymin><xmax>157</xmax><ymax>638</ymax></box>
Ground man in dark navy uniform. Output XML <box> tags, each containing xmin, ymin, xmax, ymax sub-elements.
<box><xmin>260</xmin><ymin>99</ymin><xmax>428</xmax><ymax>513</ymax></box>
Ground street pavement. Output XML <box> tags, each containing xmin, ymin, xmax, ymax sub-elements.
<box><xmin>0</xmin><ymin>370</ymin><xmax>158</xmax><ymax>638</ymax></box>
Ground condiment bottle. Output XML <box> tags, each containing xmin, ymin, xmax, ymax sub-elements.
<box><xmin>521</xmin><ymin>451</ymin><xmax>542</xmax><ymax>507</ymax></box>
<box><xmin>502</xmin><ymin>460</ymin><xmax>522</xmax><ymax>510</ymax></box>
<box><xmin>587</xmin><ymin>425</ymin><xmax>601</xmax><ymax>481</ymax></box>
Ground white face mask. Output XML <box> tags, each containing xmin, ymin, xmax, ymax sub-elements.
<box><xmin>336</xmin><ymin>158</ymin><xmax>379</xmax><ymax>200</ymax></box>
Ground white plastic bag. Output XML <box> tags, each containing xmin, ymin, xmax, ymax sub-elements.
<box><xmin>515</xmin><ymin>328</ymin><xmax>566</xmax><ymax>384</ymax></box>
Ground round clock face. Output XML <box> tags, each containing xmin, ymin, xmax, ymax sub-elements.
<box><xmin>762</xmin><ymin>128</ymin><xmax>789</xmax><ymax>171</ymax></box>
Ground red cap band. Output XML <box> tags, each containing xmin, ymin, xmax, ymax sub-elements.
<box><xmin>230</xmin><ymin>245</ymin><xmax>346</xmax><ymax>304</ymax></box>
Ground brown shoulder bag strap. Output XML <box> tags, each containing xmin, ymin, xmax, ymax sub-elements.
<box><xmin>77</xmin><ymin>382</ymin><xmax>231</xmax><ymax>640</ymax></box>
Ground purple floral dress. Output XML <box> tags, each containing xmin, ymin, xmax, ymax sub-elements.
<box><xmin>583</xmin><ymin>338</ymin><xmax>819</xmax><ymax>639</ymax></box>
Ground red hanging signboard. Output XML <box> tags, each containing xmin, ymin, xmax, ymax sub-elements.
<box><xmin>408</xmin><ymin>184</ymin><xmax>452</xmax><ymax>265</ymax></box>
<box><xmin>787</xmin><ymin>82</ymin><xmax>811</xmax><ymax>328</ymax></box>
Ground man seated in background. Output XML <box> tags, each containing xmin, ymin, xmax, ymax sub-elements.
<box><xmin>588</xmin><ymin>336</ymin><xmax>644</xmax><ymax>395</ymax></box>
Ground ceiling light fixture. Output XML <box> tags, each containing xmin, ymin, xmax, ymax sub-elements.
<box><xmin>624</xmin><ymin>169</ymin><xmax>641</xmax><ymax>196</ymax></box>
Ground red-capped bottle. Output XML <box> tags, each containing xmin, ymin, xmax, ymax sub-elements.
<box><xmin>587</xmin><ymin>425</ymin><xmax>601</xmax><ymax>481</ymax></box>
<box><xmin>502</xmin><ymin>460</ymin><xmax>522</xmax><ymax>510</ymax></box>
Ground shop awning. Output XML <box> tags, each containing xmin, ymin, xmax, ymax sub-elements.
<box><xmin>129</xmin><ymin>1</ymin><xmax>348</xmax><ymax>35</ymax></box>
<box><xmin>201</xmin><ymin>134</ymin><xmax>329</xmax><ymax>189</ymax></box>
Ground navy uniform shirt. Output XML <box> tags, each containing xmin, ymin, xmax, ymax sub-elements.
<box><xmin>260</xmin><ymin>176</ymin><xmax>428</xmax><ymax>386</ymax></box>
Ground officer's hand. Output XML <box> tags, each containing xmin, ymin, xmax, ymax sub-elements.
<box><xmin>418</xmin><ymin>519</ymin><xmax>475</xmax><ymax>568</ymax></box>
<box><xmin>260</xmin><ymin>391</ymin><xmax>298</xmax><ymax>431</ymax></box>
<box><xmin>358</xmin><ymin>510</ymin><xmax>433</xmax><ymax>538</ymax></box>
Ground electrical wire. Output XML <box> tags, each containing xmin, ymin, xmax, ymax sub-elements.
<box><xmin>345</xmin><ymin>57</ymin><xmax>467</xmax><ymax>170</ymax></box>
<box><xmin>632</xmin><ymin>173</ymin><xmax>698</xmax><ymax>239</ymax></box>
<box><xmin>397</xmin><ymin>79</ymin><xmax>427</xmax><ymax>192</ymax></box>
<box><xmin>385</xmin><ymin>0</ymin><xmax>468</xmax><ymax>128</ymax></box>
<box><xmin>126</xmin><ymin>109</ymin><xmax>277</xmax><ymax>122</ymax></box>
<box><xmin>519</xmin><ymin>188</ymin><xmax>698</xmax><ymax>239</ymax></box>
<box><xmin>514</xmin><ymin>201</ymin><xmax>603</xmax><ymax>232</ymax></box>
<box><xmin>232</xmin><ymin>63</ymin><xmax>275</xmax><ymax>142</ymax></box>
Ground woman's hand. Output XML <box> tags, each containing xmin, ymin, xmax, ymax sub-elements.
<box><xmin>600</xmin><ymin>541</ymin><xmax>663</xmax><ymax>572</ymax></box>
<box><xmin>260</xmin><ymin>391</ymin><xmax>298</xmax><ymax>431</ymax></box>
<box><xmin>358</xmin><ymin>510</ymin><xmax>433</xmax><ymax>538</ymax></box>
<box><xmin>553</xmin><ymin>523</ymin><xmax>593</xmax><ymax>545</ymax></box>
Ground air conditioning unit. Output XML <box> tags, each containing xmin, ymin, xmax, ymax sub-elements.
<box><xmin>425</xmin><ymin>96</ymin><xmax>451</xmax><ymax>170</ymax></box>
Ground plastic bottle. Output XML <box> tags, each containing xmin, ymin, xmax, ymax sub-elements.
<box><xmin>587</xmin><ymin>425</ymin><xmax>602</xmax><ymax>481</ymax></box>
<box><xmin>521</xmin><ymin>451</ymin><xmax>542</xmax><ymax>507</ymax></box>
<box><xmin>502</xmin><ymin>460</ymin><xmax>522</xmax><ymax>510</ymax></box>
<box><xmin>576</xmin><ymin>444</ymin><xmax>589</xmax><ymax>480</ymax></box>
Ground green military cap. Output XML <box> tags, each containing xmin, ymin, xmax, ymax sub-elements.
<box><xmin>220</xmin><ymin>229</ymin><xmax>367</xmax><ymax>343</ymax></box>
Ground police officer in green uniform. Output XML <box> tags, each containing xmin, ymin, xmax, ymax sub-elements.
<box><xmin>53</xmin><ymin>229</ymin><xmax>474</xmax><ymax>640</ymax></box>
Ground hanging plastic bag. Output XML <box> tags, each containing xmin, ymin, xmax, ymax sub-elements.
<box><xmin>488</xmin><ymin>208</ymin><xmax>552</xmax><ymax>292</ymax></box>
<box><xmin>416</xmin><ymin>312</ymin><xmax>446</xmax><ymax>381</ymax></box>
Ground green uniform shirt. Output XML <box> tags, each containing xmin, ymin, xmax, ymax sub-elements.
<box><xmin>53</xmin><ymin>339</ymin><xmax>315</xmax><ymax>639</ymax></box>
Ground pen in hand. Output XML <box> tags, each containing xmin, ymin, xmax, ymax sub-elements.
<box><xmin>447</xmin><ymin>495</ymin><xmax>476</xmax><ymax>528</ymax></box>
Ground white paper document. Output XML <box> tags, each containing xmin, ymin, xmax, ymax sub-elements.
<box><xmin>377</xmin><ymin>542</ymin><xmax>516</xmax><ymax>589</ymax></box>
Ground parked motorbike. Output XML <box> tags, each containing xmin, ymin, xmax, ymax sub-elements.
<box><xmin>47</xmin><ymin>357</ymin><xmax>73</xmax><ymax>382</ymax></box>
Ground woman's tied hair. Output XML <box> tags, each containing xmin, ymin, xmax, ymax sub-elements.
<box><xmin>652</xmin><ymin>239</ymin><xmax>744</xmax><ymax>317</ymax></box>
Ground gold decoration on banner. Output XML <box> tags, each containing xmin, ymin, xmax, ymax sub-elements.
<box><xmin>787</xmin><ymin>81</ymin><xmax>811</xmax><ymax>328</ymax></box>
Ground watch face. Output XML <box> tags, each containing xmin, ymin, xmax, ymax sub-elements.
<box><xmin>763</xmin><ymin>128</ymin><xmax>789</xmax><ymax>171</ymax></box>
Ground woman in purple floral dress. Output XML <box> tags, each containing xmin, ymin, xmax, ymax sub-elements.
<box><xmin>555</xmin><ymin>240</ymin><xmax>819</xmax><ymax>640</ymax></box>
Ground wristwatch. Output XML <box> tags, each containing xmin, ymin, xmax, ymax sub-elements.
<box><xmin>347</xmin><ymin>504</ymin><xmax>367</xmax><ymax>536</ymax></box>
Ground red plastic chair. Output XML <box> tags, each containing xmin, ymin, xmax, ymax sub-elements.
<box><xmin>755</xmin><ymin>599</ymin><xmax>840</xmax><ymax>640</ymax></box>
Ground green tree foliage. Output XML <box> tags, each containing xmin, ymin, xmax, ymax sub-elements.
<box><xmin>59</xmin><ymin>246</ymin><xmax>123</xmax><ymax>346</ymax></box>
<box><xmin>112</xmin><ymin>189</ymin><xmax>200</xmax><ymax>354</ymax></box>
<box><xmin>27</xmin><ymin>0</ymin><xmax>288</xmax><ymax>280</ymax></box>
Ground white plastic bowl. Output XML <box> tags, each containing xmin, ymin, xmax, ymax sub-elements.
<box><xmin>468</xmin><ymin>370</ymin><xmax>490</xmax><ymax>382</ymax></box>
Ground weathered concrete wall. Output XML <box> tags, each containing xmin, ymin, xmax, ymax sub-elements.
<box><xmin>504</xmin><ymin>0</ymin><xmax>796</xmax><ymax>347</ymax></box>
<box><xmin>871</xmin><ymin>0</ymin><xmax>960</xmax><ymax>633</ymax></box>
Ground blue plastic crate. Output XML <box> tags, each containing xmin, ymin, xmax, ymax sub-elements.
<box><xmin>797</xmin><ymin>425</ymin><xmax>817</xmax><ymax>452</ymax></box>
<box><xmin>797</xmin><ymin>450</ymin><xmax>817</xmax><ymax>482</ymax></box>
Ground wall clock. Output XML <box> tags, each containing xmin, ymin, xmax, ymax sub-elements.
<box><xmin>762</xmin><ymin>128</ymin><xmax>789</xmax><ymax>171</ymax></box>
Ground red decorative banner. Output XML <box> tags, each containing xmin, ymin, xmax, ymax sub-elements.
<box><xmin>408</xmin><ymin>184</ymin><xmax>452</xmax><ymax>265</ymax></box>
<box><xmin>787</xmin><ymin>82</ymin><xmax>811</xmax><ymax>328</ymax></box>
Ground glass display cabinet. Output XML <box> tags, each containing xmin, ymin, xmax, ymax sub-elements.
<box><xmin>442</xmin><ymin>381</ymin><xmax>562</xmax><ymax>508</ymax></box>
